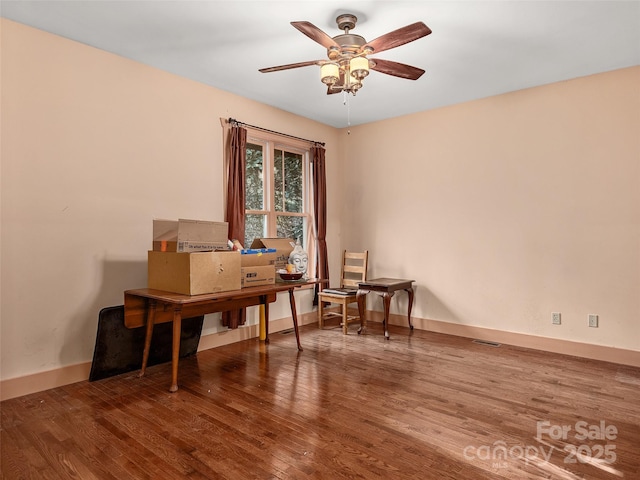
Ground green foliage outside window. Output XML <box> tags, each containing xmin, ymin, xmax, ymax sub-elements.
<box><xmin>244</xmin><ymin>214</ymin><xmax>265</xmax><ymax>248</ymax></box>
<box><xmin>244</xmin><ymin>143</ymin><xmax>306</xmax><ymax>249</ymax></box>
<box><xmin>274</xmin><ymin>150</ymin><xmax>303</xmax><ymax>213</ymax></box>
<box><xmin>245</xmin><ymin>144</ymin><xmax>264</xmax><ymax>211</ymax></box>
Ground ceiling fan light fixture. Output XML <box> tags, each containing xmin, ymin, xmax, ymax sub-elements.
<box><xmin>260</xmin><ymin>14</ymin><xmax>431</xmax><ymax>98</ymax></box>
<box><xmin>349</xmin><ymin>78</ymin><xmax>362</xmax><ymax>93</ymax></box>
<box><xmin>350</xmin><ymin>57</ymin><xmax>370</xmax><ymax>80</ymax></box>
<box><xmin>320</xmin><ymin>63</ymin><xmax>340</xmax><ymax>85</ymax></box>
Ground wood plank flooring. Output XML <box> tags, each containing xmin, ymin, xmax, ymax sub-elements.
<box><xmin>2</xmin><ymin>320</ymin><xmax>639</xmax><ymax>479</ymax></box>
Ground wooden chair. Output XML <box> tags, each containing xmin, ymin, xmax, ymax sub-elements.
<box><xmin>318</xmin><ymin>250</ymin><xmax>368</xmax><ymax>334</ymax></box>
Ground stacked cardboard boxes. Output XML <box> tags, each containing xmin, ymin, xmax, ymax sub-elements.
<box><xmin>240</xmin><ymin>248</ymin><xmax>277</xmax><ymax>287</ymax></box>
<box><xmin>148</xmin><ymin>219</ymin><xmax>240</xmax><ymax>295</ymax></box>
<box><xmin>239</xmin><ymin>238</ymin><xmax>295</xmax><ymax>286</ymax></box>
<box><xmin>249</xmin><ymin>238</ymin><xmax>295</xmax><ymax>270</ymax></box>
<box><xmin>152</xmin><ymin>218</ymin><xmax>229</xmax><ymax>252</ymax></box>
<box><xmin>147</xmin><ymin>221</ymin><xmax>297</xmax><ymax>295</ymax></box>
<box><xmin>148</xmin><ymin>250</ymin><xmax>241</xmax><ymax>295</ymax></box>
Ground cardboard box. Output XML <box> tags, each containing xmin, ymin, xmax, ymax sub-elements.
<box><xmin>241</xmin><ymin>265</ymin><xmax>276</xmax><ymax>287</ymax></box>
<box><xmin>152</xmin><ymin>218</ymin><xmax>229</xmax><ymax>252</ymax></box>
<box><xmin>240</xmin><ymin>248</ymin><xmax>277</xmax><ymax>267</ymax></box>
<box><xmin>249</xmin><ymin>238</ymin><xmax>295</xmax><ymax>269</ymax></box>
<box><xmin>148</xmin><ymin>250</ymin><xmax>241</xmax><ymax>295</ymax></box>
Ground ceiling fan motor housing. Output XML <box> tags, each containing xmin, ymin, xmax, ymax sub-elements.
<box><xmin>328</xmin><ymin>34</ymin><xmax>367</xmax><ymax>59</ymax></box>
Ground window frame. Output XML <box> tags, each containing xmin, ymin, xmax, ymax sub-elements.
<box><xmin>243</xmin><ymin>131</ymin><xmax>315</xmax><ymax>274</ymax></box>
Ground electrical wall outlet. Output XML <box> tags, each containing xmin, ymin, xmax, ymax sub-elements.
<box><xmin>588</xmin><ymin>314</ymin><xmax>599</xmax><ymax>328</ymax></box>
<box><xmin>552</xmin><ymin>312</ymin><xmax>561</xmax><ymax>325</ymax></box>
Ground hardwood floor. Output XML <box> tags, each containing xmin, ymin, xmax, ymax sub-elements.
<box><xmin>2</xmin><ymin>320</ymin><xmax>639</xmax><ymax>479</ymax></box>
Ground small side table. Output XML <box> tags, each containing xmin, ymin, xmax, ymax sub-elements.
<box><xmin>356</xmin><ymin>278</ymin><xmax>415</xmax><ymax>340</ymax></box>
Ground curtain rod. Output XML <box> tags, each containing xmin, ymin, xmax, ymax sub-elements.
<box><xmin>228</xmin><ymin>118</ymin><xmax>325</xmax><ymax>147</ymax></box>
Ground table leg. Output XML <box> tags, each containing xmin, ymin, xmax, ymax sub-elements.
<box><xmin>170</xmin><ymin>306</ymin><xmax>182</xmax><ymax>393</ymax></box>
<box><xmin>406</xmin><ymin>287</ymin><xmax>414</xmax><ymax>330</ymax></box>
<box><xmin>288</xmin><ymin>289</ymin><xmax>303</xmax><ymax>351</ymax></box>
<box><xmin>139</xmin><ymin>299</ymin><xmax>156</xmax><ymax>377</ymax></box>
<box><xmin>259</xmin><ymin>304</ymin><xmax>266</xmax><ymax>340</ymax></box>
<box><xmin>382</xmin><ymin>292</ymin><xmax>394</xmax><ymax>340</ymax></box>
<box><xmin>318</xmin><ymin>295</ymin><xmax>324</xmax><ymax>330</ymax></box>
<box><xmin>262</xmin><ymin>295</ymin><xmax>270</xmax><ymax>344</ymax></box>
<box><xmin>357</xmin><ymin>290</ymin><xmax>367</xmax><ymax>334</ymax></box>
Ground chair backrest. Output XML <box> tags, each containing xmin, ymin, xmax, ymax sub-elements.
<box><xmin>339</xmin><ymin>250</ymin><xmax>368</xmax><ymax>289</ymax></box>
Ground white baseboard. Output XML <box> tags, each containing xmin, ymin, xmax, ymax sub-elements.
<box><xmin>0</xmin><ymin>311</ymin><xmax>320</xmax><ymax>401</ymax></box>
<box><xmin>379</xmin><ymin>311</ymin><xmax>640</xmax><ymax>368</ymax></box>
<box><xmin>0</xmin><ymin>362</ymin><xmax>93</xmax><ymax>402</ymax></box>
<box><xmin>2</xmin><ymin>310</ymin><xmax>637</xmax><ymax>401</ymax></box>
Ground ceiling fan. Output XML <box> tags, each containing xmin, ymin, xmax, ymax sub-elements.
<box><xmin>259</xmin><ymin>14</ymin><xmax>432</xmax><ymax>95</ymax></box>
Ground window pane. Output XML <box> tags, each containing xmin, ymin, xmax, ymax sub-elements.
<box><xmin>241</xmin><ymin>134</ymin><xmax>312</xmax><ymax>275</ymax></box>
<box><xmin>285</xmin><ymin>152</ymin><xmax>303</xmax><ymax>213</ymax></box>
<box><xmin>245</xmin><ymin>143</ymin><xmax>264</xmax><ymax>210</ymax></box>
<box><xmin>274</xmin><ymin>149</ymin><xmax>283</xmax><ymax>212</ymax></box>
<box><xmin>245</xmin><ymin>213</ymin><xmax>266</xmax><ymax>248</ymax></box>
<box><xmin>277</xmin><ymin>215</ymin><xmax>304</xmax><ymax>248</ymax></box>
<box><xmin>274</xmin><ymin>149</ymin><xmax>303</xmax><ymax>213</ymax></box>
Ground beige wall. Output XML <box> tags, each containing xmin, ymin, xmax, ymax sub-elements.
<box><xmin>339</xmin><ymin>66</ymin><xmax>639</xmax><ymax>351</ymax></box>
<box><xmin>2</xmin><ymin>18</ymin><xmax>638</xmax><ymax>394</ymax></box>
<box><xmin>0</xmin><ymin>19</ymin><xmax>340</xmax><ymax>383</ymax></box>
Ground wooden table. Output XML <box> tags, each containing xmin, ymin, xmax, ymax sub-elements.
<box><xmin>356</xmin><ymin>278</ymin><xmax>415</xmax><ymax>340</ymax></box>
<box><xmin>124</xmin><ymin>280</ymin><xmax>319</xmax><ymax>392</ymax></box>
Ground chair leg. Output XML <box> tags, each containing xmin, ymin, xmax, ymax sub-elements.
<box><xmin>318</xmin><ymin>299</ymin><xmax>324</xmax><ymax>329</ymax></box>
<box><xmin>342</xmin><ymin>304</ymin><xmax>348</xmax><ymax>335</ymax></box>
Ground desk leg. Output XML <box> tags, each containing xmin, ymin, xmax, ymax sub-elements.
<box><xmin>318</xmin><ymin>296</ymin><xmax>324</xmax><ymax>330</ymax></box>
<box><xmin>170</xmin><ymin>306</ymin><xmax>182</xmax><ymax>393</ymax></box>
<box><xmin>382</xmin><ymin>292</ymin><xmax>394</xmax><ymax>340</ymax></box>
<box><xmin>288</xmin><ymin>289</ymin><xmax>303</xmax><ymax>351</ymax></box>
<box><xmin>259</xmin><ymin>304</ymin><xmax>266</xmax><ymax>341</ymax></box>
<box><xmin>406</xmin><ymin>287</ymin><xmax>414</xmax><ymax>330</ymax></box>
<box><xmin>260</xmin><ymin>295</ymin><xmax>269</xmax><ymax>343</ymax></box>
<box><xmin>356</xmin><ymin>290</ymin><xmax>367</xmax><ymax>335</ymax></box>
<box><xmin>139</xmin><ymin>300</ymin><xmax>156</xmax><ymax>377</ymax></box>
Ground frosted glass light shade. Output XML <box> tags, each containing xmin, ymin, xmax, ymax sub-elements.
<box><xmin>320</xmin><ymin>63</ymin><xmax>339</xmax><ymax>84</ymax></box>
<box><xmin>350</xmin><ymin>57</ymin><xmax>370</xmax><ymax>79</ymax></box>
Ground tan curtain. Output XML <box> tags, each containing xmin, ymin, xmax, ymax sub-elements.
<box><xmin>311</xmin><ymin>144</ymin><xmax>329</xmax><ymax>303</ymax></box>
<box><xmin>223</xmin><ymin>124</ymin><xmax>247</xmax><ymax>329</ymax></box>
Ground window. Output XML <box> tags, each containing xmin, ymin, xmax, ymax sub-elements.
<box><xmin>244</xmin><ymin>134</ymin><xmax>313</xmax><ymax>266</ymax></box>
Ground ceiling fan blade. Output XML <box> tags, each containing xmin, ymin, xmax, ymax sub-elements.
<box><xmin>259</xmin><ymin>60</ymin><xmax>320</xmax><ymax>73</ymax></box>
<box><xmin>363</xmin><ymin>22</ymin><xmax>432</xmax><ymax>54</ymax></box>
<box><xmin>370</xmin><ymin>58</ymin><xmax>425</xmax><ymax>80</ymax></box>
<box><xmin>291</xmin><ymin>21</ymin><xmax>340</xmax><ymax>49</ymax></box>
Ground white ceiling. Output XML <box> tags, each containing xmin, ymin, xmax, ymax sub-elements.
<box><xmin>2</xmin><ymin>1</ymin><xmax>639</xmax><ymax>128</ymax></box>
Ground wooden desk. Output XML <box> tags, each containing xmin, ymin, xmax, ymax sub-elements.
<box><xmin>124</xmin><ymin>280</ymin><xmax>318</xmax><ymax>392</ymax></box>
<box><xmin>356</xmin><ymin>278</ymin><xmax>415</xmax><ymax>340</ymax></box>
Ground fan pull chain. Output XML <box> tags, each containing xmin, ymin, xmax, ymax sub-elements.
<box><xmin>343</xmin><ymin>91</ymin><xmax>351</xmax><ymax>135</ymax></box>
